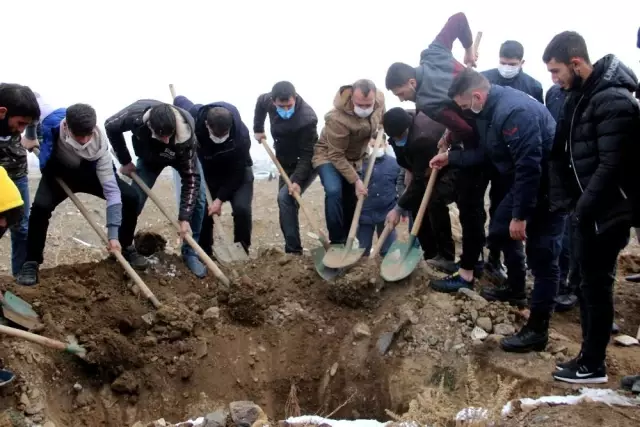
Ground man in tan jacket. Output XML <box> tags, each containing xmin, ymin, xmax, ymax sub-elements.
<box><xmin>312</xmin><ymin>79</ymin><xmax>385</xmax><ymax>244</ymax></box>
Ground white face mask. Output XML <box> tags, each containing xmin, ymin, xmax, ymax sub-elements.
<box><xmin>367</xmin><ymin>145</ymin><xmax>385</xmax><ymax>158</ymax></box>
<box><xmin>210</xmin><ymin>133</ymin><xmax>229</xmax><ymax>144</ymax></box>
<box><xmin>498</xmin><ymin>64</ymin><xmax>520</xmax><ymax>79</ymax></box>
<box><xmin>354</xmin><ymin>105</ymin><xmax>374</xmax><ymax>118</ymax></box>
<box><xmin>470</xmin><ymin>96</ymin><xmax>483</xmax><ymax>115</ymax></box>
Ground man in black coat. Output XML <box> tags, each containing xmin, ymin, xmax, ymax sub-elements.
<box><xmin>544</xmin><ymin>31</ymin><xmax>640</xmax><ymax>385</ymax></box>
<box><xmin>382</xmin><ymin>107</ymin><xmax>456</xmax><ymax>270</ymax></box>
<box><xmin>253</xmin><ymin>81</ymin><xmax>319</xmax><ymax>254</ymax></box>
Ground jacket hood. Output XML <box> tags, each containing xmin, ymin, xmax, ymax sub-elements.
<box><xmin>585</xmin><ymin>55</ymin><xmax>639</xmax><ymax>95</ymax></box>
<box><xmin>58</xmin><ymin>119</ymin><xmax>109</xmax><ymax>162</ymax></box>
<box><xmin>197</xmin><ymin>101</ymin><xmax>244</xmax><ymax>138</ymax></box>
<box><xmin>142</xmin><ymin>105</ymin><xmax>193</xmax><ymax>144</ymax></box>
<box><xmin>332</xmin><ymin>85</ymin><xmax>385</xmax><ymax>116</ymax></box>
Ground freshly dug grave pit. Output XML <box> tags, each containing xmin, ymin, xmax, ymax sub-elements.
<box><xmin>0</xmin><ymin>246</ymin><xmax>639</xmax><ymax>426</ymax></box>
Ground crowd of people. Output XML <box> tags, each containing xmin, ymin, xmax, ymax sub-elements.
<box><xmin>1</xmin><ymin>13</ymin><xmax>639</xmax><ymax>390</ymax></box>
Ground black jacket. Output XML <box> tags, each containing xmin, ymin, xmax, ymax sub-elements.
<box><xmin>482</xmin><ymin>68</ymin><xmax>544</xmax><ymax>103</ymax></box>
<box><xmin>544</xmin><ymin>85</ymin><xmax>567</xmax><ymax>122</ymax></box>
<box><xmin>174</xmin><ymin>96</ymin><xmax>253</xmax><ymax>203</ymax></box>
<box><xmin>104</xmin><ymin>99</ymin><xmax>201</xmax><ymax>222</ymax></box>
<box><xmin>389</xmin><ymin>110</ymin><xmax>452</xmax><ymax>210</ymax></box>
<box><xmin>549</xmin><ymin>55</ymin><xmax>640</xmax><ymax>232</ymax></box>
<box><xmin>253</xmin><ymin>93</ymin><xmax>318</xmax><ymax>184</ymax></box>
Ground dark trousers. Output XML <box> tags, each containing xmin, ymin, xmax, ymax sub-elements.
<box><xmin>317</xmin><ymin>163</ymin><xmax>358</xmax><ymax>244</ymax></box>
<box><xmin>558</xmin><ymin>214</ymin><xmax>581</xmax><ymax>294</ymax></box>
<box><xmin>574</xmin><ymin>221</ymin><xmax>629</xmax><ymax>366</ymax></box>
<box><xmin>454</xmin><ymin>165</ymin><xmax>487</xmax><ymax>270</ymax></box>
<box><xmin>428</xmin><ymin>170</ymin><xmax>457</xmax><ymax>261</ymax></box>
<box><xmin>26</xmin><ymin>173</ymin><xmax>139</xmax><ymax>264</ymax></box>
<box><xmin>200</xmin><ymin>167</ymin><xmax>254</xmax><ymax>254</ymax></box>
<box><xmin>489</xmin><ymin>192</ymin><xmax>565</xmax><ymax>312</ymax></box>
<box><xmin>277</xmin><ymin>167</ymin><xmax>318</xmax><ymax>254</ymax></box>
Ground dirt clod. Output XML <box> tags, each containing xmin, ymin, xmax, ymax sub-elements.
<box><xmin>134</xmin><ymin>231</ymin><xmax>167</xmax><ymax>256</ymax></box>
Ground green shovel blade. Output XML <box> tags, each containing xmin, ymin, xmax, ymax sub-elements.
<box><xmin>380</xmin><ymin>238</ymin><xmax>423</xmax><ymax>282</ymax></box>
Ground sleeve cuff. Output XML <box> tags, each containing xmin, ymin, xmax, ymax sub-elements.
<box><xmin>107</xmin><ymin>226</ymin><xmax>119</xmax><ymax>241</ymax></box>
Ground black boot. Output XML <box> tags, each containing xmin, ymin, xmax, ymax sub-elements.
<box><xmin>17</xmin><ymin>261</ymin><xmax>39</xmax><ymax>286</ymax></box>
<box><xmin>122</xmin><ymin>246</ymin><xmax>149</xmax><ymax>271</ymax></box>
<box><xmin>480</xmin><ymin>284</ymin><xmax>527</xmax><ymax>308</ymax></box>
<box><xmin>484</xmin><ymin>252</ymin><xmax>507</xmax><ymax>286</ymax></box>
<box><xmin>501</xmin><ymin>309</ymin><xmax>550</xmax><ymax>353</ymax></box>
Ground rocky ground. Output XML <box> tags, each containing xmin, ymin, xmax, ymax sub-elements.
<box><xmin>0</xmin><ymin>176</ymin><xmax>638</xmax><ymax>427</ymax></box>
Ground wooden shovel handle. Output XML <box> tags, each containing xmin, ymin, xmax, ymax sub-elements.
<box><xmin>259</xmin><ymin>139</ymin><xmax>331</xmax><ymax>250</ymax></box>
<box><xmin>53</xmin><ymin>176</ymin><xmax>162</xmax><ymax>308</ymax></box>
<box><xmin>0</xmin><ymin>324</ymin><xmax>69</xmax><ymax>351</ymax></box>
<box><xmin>369</xmin><ymin>222</ymin><xmax>395</xmax><ymax>258</ymax></box>
<box><xmin>344</xmin><ymin>130</ymin><xmax>385</xmax><ymax>247</ymax></box>
<box><xmin>130</xmin><ymin>172</ymin><xmax>230</xmax><ymax>288</ymax></box>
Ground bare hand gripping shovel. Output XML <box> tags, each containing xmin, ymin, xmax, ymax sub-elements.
<box><xmin>322</xmin><ymin>130</ymin><xmax>385</xmax><ymax>270</ymax></box>
<box><xmin>258</xmin><ymin>138</ymin><xmax>340</xmax><ymax>280</ymax></box>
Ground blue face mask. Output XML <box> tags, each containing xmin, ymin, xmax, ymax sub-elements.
<box><xmin>395</xmin><ymin>136</ymin><xmax>407</xmax><ymax>147</ymax></box>
<box><xmin>276</xmin><ymin>106</ymin><xmax>295</xmax><ymax>120</ymax></box>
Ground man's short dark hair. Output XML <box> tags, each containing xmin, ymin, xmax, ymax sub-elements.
<box><xmin>0</xmin><ymin>206</ymin><xmax>24</xmax><ymax>229</ymax></box>
<box><xmin>206</xmin><ymin>107</ymin><xmax>233</xmax><ymax>134</ymax></box>
<box><xmin>448</xmin><ymin>68</ymin><xmax>491</xmax><ymax>98</ymax></box>
<box><xmin>0</xmin><ymin>83</ymin><xmax>40</xmax><ymax>119</ymax></box>
<box><xmin>499</xmin><ymin>40</ymin><xmax>524</xmax><ymax>60</ymax></box>
<box><xmin>148</xmin><ymin>104</ymin><xmax>177</xmax><ymax>137</ymax></box>
<box><xmin>352</xmin><ymin>79</ymin><xmax>376</xmax><ymax>97</ymax></box>
<box><xmin>66</xmin><ymin>103</ymin><xmax>96</xmax><ymax>137</ymax></box>
<box><xmin>542</xmin><ymin>31</ymin><xmax>590</xmax><ymax>65</ymax></box>
<box><xmin>385</xmin><ymin>63</ymin><xmax>416</xmax><ymax>90</ymax></box>
<box><xmin>383</xmin><ymin>108</ymin><xmax>412</xmax><ymax>138</ymax></box>
<box><xmin>271</xmin><ymin>81</ymin><xmax>296</xmax><ymax>102</ymax></box>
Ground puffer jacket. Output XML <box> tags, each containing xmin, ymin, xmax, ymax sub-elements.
<box><xmin>360</xmin><ymin>154</ymin><xmax>400</xmax><ymax>224</ymax></box>
<box><xmin>312</xmin><ymin>86</ymin><xmax>385</xmax><ymax>183</ymax></box>
<box><xmin>544</xmin><ymin>85</ymin><xmax>567</xmax><ymax>122</ymax></box>
<box><xmin>549</xmin><ymin>55</ymin><xmax>640</xmax><ymax>232</ymax></box>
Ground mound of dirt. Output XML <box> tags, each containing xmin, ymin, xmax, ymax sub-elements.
<box><xmin>328</xmin><ymin>262</ymin><xmax>384</xmax><ymax>308</ymax></box>
<box><xmin>134</xmin><ymin>230</ymin><xmax>168</xmax><ymax>256</ymax></box>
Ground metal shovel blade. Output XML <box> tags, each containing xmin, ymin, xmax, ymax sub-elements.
<box><xmin>380</xmin><ymin>237</ymin><xmax>423</xmax><ymax>282</ymax></box>
<box><xmin>1</xmin><ymin>291</ymin><xmax>42</xmax><ymax>330</ymax></box>
<box><xmin>311</xmin><ymin>246</ymin><xmax>342</xmax><ymax>280</ymax></box>
<box><xmin>227</xmin><ymin>242</ymin><xmax>249</xmax><ymax>262</ymax></box>
<box><xmin>322</xmin><ymin>244</ymin><xmax>366</xmax><ymax>270</ymax></box>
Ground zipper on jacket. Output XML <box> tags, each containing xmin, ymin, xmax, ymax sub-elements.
<box><xmin>568</xmin><ymin>95</ymin><xmax>599</xmax><ymax>233</ymax></box>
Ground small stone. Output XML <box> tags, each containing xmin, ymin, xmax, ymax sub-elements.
<box><xmin>428</xmin><ymin>336</ymin><xmax>439</xmax><ymax>346</ymax></box>
<box><xmin>613</xmin><ymin>335</ymin><xmax>639</xmax><ymax>346</ymax></box>
<box><xmin>195</xmin><ymin>339</ymin><xmax>208</xmax><ymax>359</ymax></box>
<box><xmin>470</xmin><ymin>326</ymin><xmax>488</xmax><ymax>341</ymax></box>
<box><xmin>229</xmin><ymin>401</ymin><xmax>267</xmax><ymax>427</ymax></box>
<box><xmin>24</xmin><ymin>403</ymin><xmax>44</xmax><ymax>415</ymax></box>
<box><xmin>547</xmin><ymin>343</ymin><xmax>568</xmax><ymax>355</ymax></box>
<box><xmin>444</xmin><ymin>339</ymin><xmax>453</xmax><ymax>352</ymax></box>
<box><xmin>538</xmin><ymin>352</ymin><xmax>553</xmax><ymax>361</ymax></box>
<box><xmin>203</xmin><ymin>409</ymin><xmax>229</xmax><ymax>427</ymax></box>
<box><xmin>470</xmin><ymin>309</ymin><xmax>479</xmax><ymax>322</ymax></box>
<box><xmin>111</xmin><ymin>372</ymin><xmax>140</xmax><ymax>394</ymax></box>
<box><xmin>352</xmin><ymin>323</ymin><xmax>371</xmax><ymax>340</ymax></box>
<box><xmin>330</xmin><ymin>362</ymin><xmax>339</xmax><ymax>376</ymax></box>
<box><xmin>493</xmin><ymin>323</ymin><xmax>516</xmax><ymax>336</ymax></box>
<box><xmin>203</xmin><ymin>307</ymin><xmax>220</xmax><ymax>320</ymax></box>
<box><xmin>476</xmin><ymin>317</ymin><xmax>493</xmax><ymax>333</ymax></box>
<box><xmin>73</xmin><ymin>383</ymin><xmax>83</xmax><ymax>392</ymax></box>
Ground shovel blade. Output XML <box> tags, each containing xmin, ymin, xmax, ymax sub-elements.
<box><xmin>380</xmin><ymin>240</ymin><xmax>423</xmax><ymax>282</ymax></box>
<box><xmin>322</xmin><ymin>244</ymin><xmax>366</xmax><ymax>269</ymax></box>
<box><xmin>311</xmin><ymin>247</ymin><xmax>342</xmax><ymax>280</ymax></box>
<box><xmin>2</xmin><ymin>291</ymin><xmax>42</xmax><ymax>330</ymax></box>
<box><xmin>227</xmin><ymin>242</ymin><xmax>249</xmax><ymax>261</ymax></box>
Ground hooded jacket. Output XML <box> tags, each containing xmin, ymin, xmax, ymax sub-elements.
<box><xmin>549</xmin><ymin>55</ymin><xmax>640</xmax><ymax>232</ymax></box>
<box><xmin>312</xmin><ymin>86</ymin><xmax>385</xmax><ymax>184</ymax></box>
<box><xmin>104</xmin><ymin>100</ymin><xmax>200</xmax><ymax>222</ymax></box>
<box><xmin>253</xmin><ymin>93</ymin><xmax>318</xmax><ymax>185</ymax></box>
<box><xmin>42</xmin><ymin>112</ymin><xmax>123</xmax><ymax>240</ymax></box>
<box><xmin>174</xmin><ymin>96</ymin><xmax>253</xmax><ymax>202</ymax></box>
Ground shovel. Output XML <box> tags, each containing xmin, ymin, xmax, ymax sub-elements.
<box><xmin>204</xmin><ymin>184</ymin><xmax>250</xmax><ymax>264</ymax></box>
<box><xmin>258</xmin><ymin>138</ymin><xmax>341</xmax><ymax>280</ymax></box>
<box><xmin>322</xmin><ymin>131</ymin><xmax>385</xmax><ymax>269</ymax></box>
<box><xmin>0</xmin><ymin>291</ymin><xmax>43</xmax><ymax>331</ymax></box>
<box><xmin>368</xmin><ymin>222</ymin><xmax>396</xmax><ymax>259</ymax></box>
<box><xmin>0</xmin><ymin>324</ymin><xmax>86</xmax><ymax>359</ymax></box>
<box><xmin>129</xmin><ymin>172</ymin><xmax>231</xmax><ymax>288</ymax></box>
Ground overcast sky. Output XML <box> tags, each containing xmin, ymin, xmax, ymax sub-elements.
<box><xmin>3</xmin><ymin>0</ymin><xmax>639</xmax><ymax>167</ymax></box>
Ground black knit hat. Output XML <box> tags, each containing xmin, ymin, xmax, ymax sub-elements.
<box><xmin>383</xmin><ymin>107</ymin><xmax>412</xmax><ymax>138</ymax></box>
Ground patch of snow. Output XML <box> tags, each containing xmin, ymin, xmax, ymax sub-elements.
<box><xmin>455</xmin><ymin>407</ymin><xmax>488</xmax><ymax>421</ymax></box>
<box><xmin>286</xmin><ymin>415</ymin><xmax>391</xmax><ymax>427</ymax></box>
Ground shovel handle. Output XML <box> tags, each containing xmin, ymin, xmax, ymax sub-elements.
<box><xmin>344</xmin><ymin>130</ymin><xmax>385</xmax><ymax>248</ymax></box>
<box><xmin>259</xmin><ymin>139</ymin><xmax>331</xmax><ymax>250</ymax></box>
<box><xmin>53</xmin><ymin>177</ymin><xmax>162</xmax><ymax>308</ymax></box>
<box><xmin>369</xmin><ymin>222</ymin><xmax>395</xmax><ymax>258</ymax></box>
<box><xmin>129</xmin><ymin>172</ymin><xmax>230</xmax><ymax>288</ymax></box>
<box><xmin>0</xmin><ymin>324</ymin><xmax>73</xmax><ymax>352</ymax></box>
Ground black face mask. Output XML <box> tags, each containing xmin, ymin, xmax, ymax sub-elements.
<box><xmin>0</xmin><ymin>117</ymin><xmax>12</xmax><ymax>137</ymax></box>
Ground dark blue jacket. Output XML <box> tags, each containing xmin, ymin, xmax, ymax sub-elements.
<box><xmin>360</xmin><ymin>154</ymin><xmax>400</xmax><ymax>225</ymax></box>
<box><xmin>448</xmin><ymin>85</ymin><xmax>556</xmax><ymax>220</ymax></box>
<box><xmin>544</xmin><ymin>85</ymin><xmax>567</xmax><ymax>122</ymax></box>
<box><xmin>482</xmin><ymin>69</ymin><xmax>544</xmax><ymax>103</ymax></box>
<box><xmin>174</xmin><ymin>96</ymin><xmax>253</xmax><ymax>202</ymax></box>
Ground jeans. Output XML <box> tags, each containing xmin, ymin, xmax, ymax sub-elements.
<box><xmin>317</xmin><ymin>163</ymin><xmax>358</xmax><ymax>245</ymax></box>
<box><xmin>574</xmin><ymin>220</ymin><xmax>629</xmax><ymax>367</ymax></box>
<box><xmin>558</xmin><ymin>215</ymin><xmax>580</xmax><ymax>294</ymax></box>
<box><xmin>139</xmin><ymin>159</ymin><xmax>206</xmax><ymax>258</ymax></box>
<box><xmin>488</xmin><ymin>193</ymin><xmax>565</xmax><ymax>312</ymax></box>
<box><xmin>357</xmin><ymin>222</ymin><xmax>397</xmax><ymax>256</ymax></box>
<box><xmin>195</xmin><ymin>167</ymin><xmax>254</xmax><ymax>254</ymax></box>
<box><xmin>0</xmin><ymin>176</ymin><xmax>30</xmax><ymax>276</ymax></box>
<box><xmin>277</xmin><ymin>169</ymin><xmax>318</xmax><ymax>254</ymax></box>
<box><xmin>26</xmin><ymin>173</ymin><xmax>139</xmax><ymax>264</ymax></box>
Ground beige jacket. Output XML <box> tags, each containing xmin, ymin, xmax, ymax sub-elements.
<box><xmin>312</xmin><ymin>85</ymin><xmax>385</xmax><ymax>183</ymax></box>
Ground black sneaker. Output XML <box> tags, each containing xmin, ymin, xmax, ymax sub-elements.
<box><xmin>553</xmin><ymin>363</ymin><xmax>608</xmax><ymax>384</ymax></box>
<box><xmin>556</xmin><ymin>354</ymin><xmax>581</xmax><ymax>371</ymax></box>
<box><xmin>500</xmin><ymin>326</ymin><xmax>548</xmax><ymax>353</ymax></box>
<box><xmin>122</xmin><ymin>246</ymin><xmax>149</xmax><ymax>271</ymax></box>
<box><xmin>480</xmin><ymin>285</ymin><xmax>527</xmax><ymax>308</ymax></box>
<box><xmin>484</xmin><ymin>259</ymin><xmax>507</xmax><ymax>286</ymax></box>
<box><xmin>426</xmin><ymin>256</ymin><xmax>457</xmax><ymax>274</ymax></box>
<box><xmin>430</xmin><ymin>272</ymin><xmax>474</xmax><ymax>293</ymax></box>
<box><xmin>554</xmin><ymin>293</ymin><xmax>578</xmax><ymax>312</ymax></box>
<box><xmin>17</xmin><ymin>261</ymin><xmax>39</xmax><ymax>286</ymax></box>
